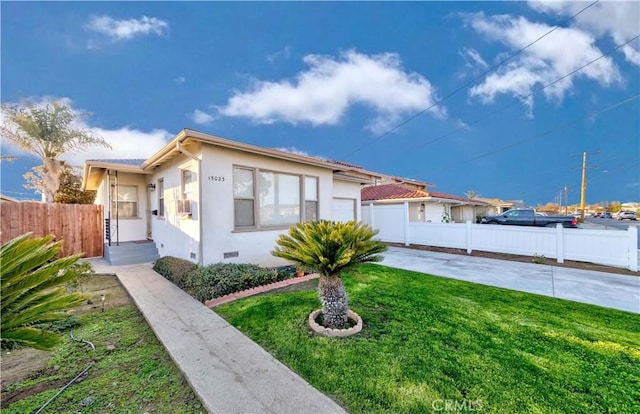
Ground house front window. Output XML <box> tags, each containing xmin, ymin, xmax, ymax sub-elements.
<box><xmin>259</xmin><ymin>171</ymin><xmax>300</xmax><ymax>226</ymax></box>
<box><xmin>233</xmin><ymin>167</ymin><xmax>255</xmax><ymax>228</ymax></box>
<box><xmin>233</xmin><ymin>167</ymin><xmax>317</xmax><ymax>230</ymax></box>
<box><xmin>182</xmin><ymin>169</ymin><xmax>194</xmax><ymax>200</ymax></box>
<box><xmin>158</xmin><ymin>179</ymin><xmax>164</xmax><ymax>217</ymax></box>
<box><xmin>304</xmin><ymin>176</ymin><xmax>318</xmax><ymax>222</ymax></box>
<box><xmin>112</xmin><ymin>185</ymin><xmax>138</xmax><ymax>218</ymax></box>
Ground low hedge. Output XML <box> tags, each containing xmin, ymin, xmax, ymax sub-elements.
<box><xmin>153</xmin><ymin>257</ymin><xmax>293</xmax><ymax>303</ymax></box>
<box><xmin>153</xmin><ymin>256</ymin><xmax>197</xmax><ymax>289</ymax></box>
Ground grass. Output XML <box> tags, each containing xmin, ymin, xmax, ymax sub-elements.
<box><xmin>216</xmin><ymin>264</ymin><xmax>640</xmax><ymax>414</ymax></box>
<box><xmin>2</xmin><ymin>276</ymin><xmax>203</xmax><ymax>413</ymax></box>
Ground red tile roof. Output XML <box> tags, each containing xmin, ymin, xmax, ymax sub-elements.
<box><xmin>361</xmin><ymin>184</ymin><xmax>487</xmax><ymax>204</ymax></box>
<box><xmin>361</xmin><ymin>184</ymin><xmax>428</xmax><ymax>201</ymax></box>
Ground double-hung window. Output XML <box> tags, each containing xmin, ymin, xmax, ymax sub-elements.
<box><xmin>182</xmin><ymin>170</ymin><xmax>194</xmax><ymax>200</ymax></box>
<box><xmin>112</xmin><ymin>185</ymin><xmax>138</xmax><ymax>218</ymax></box>
<box><xmin>157</xmin><ymin>179</ymin><xmax>165</xmax><ymax>217</ymax></box>
<box><xmin>304</xmin><ymin>176</ymin><xmax>318</xmax><ymax>222</ymax></box>
<box><xmin>233</xmin><ymin>167</ymin><xmax>256</xmax><ymax>227</ymax></box>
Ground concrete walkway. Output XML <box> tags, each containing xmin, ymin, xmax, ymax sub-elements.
<box><xmin>381</xmin><ymin>246</ymin><xmax>640</xmax><ymax>314</ymax></box>
<box><xmin>89</xmin><ymin>260</ymin><xmax>345</xmax><ymax>414</ymax></box>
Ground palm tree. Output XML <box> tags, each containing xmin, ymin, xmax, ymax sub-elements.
<box><xmin>0</xmin><ymin>100</ymin><xmax>110</xmax><ymax>203</ymax></box>
<box><xmin>272</xmin><ymin>220</ymin><xmax>386</xmax><ymax>329</ymax></box>
<box><xmin>1</xmin><ymin>233</ymin><xmax>90</xmax><ymax>351</ymax></box>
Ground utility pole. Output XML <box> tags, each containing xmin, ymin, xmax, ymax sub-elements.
<box><xmin>576</xmin><ymin>152</ymin><xmax>599</xmax><ymax>221</ymax></box>
<box><xmin>564</xmin><ymin>186</ymin><xmax>569</xmax><ymax>215</ymax></box>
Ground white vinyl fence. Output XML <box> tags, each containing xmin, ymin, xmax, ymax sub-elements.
<box><xmin>363</xmin><ymin>202</ymin><xmax>639</xmax><ymax>271</ymax></box>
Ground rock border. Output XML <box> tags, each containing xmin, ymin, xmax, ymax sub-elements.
<box><xmin>308</xmin><ymin>309</ymin><xmax>363</xmax><ymax>337</ymax></box>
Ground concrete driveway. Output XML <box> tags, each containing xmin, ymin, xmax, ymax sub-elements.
<box><xmin>381</xmin><ymin>246</ymin><xmax>640</xmax><ymax>314</ymax></box>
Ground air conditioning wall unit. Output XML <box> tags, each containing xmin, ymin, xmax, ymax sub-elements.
<box><xmin>176</xmin><ymin>199</ymin><xmax>192</xmax><ymax>215</ymax></box>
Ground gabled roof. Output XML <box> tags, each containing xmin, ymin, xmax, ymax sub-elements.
<box><xmin>83</xmin><ymin>129</ymin><xmax>383</xmax><ymax>190</ymax></box>
<box><xmin>362</xmin><ymin>184</ymin><xmax>487</xmax><ymax>205</ymax></box>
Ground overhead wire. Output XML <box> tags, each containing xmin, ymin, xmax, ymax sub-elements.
<box><xmin>405</xmin><ymin>34</ymin><xmax>640</xmax><ymax>154</ymax></box>
<box><xmin>340</xmin><ymin>0</ymin><xmax>601</xmax><ymax>157</ymax></box>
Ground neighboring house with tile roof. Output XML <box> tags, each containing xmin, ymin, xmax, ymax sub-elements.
<box><xmin>82</xmin><ymin>129</ymin><xmax>381</xmax><ymax>266</ymax></box>
<box><xmin>362</xmin><ymin>183</ymin><xmax>488</xmax><ymax>223</ymax></box>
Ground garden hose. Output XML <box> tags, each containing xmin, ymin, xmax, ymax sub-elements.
<box><xmin>34</xmin><ymin>330</ymin><xmax>96</xmax><ymax>414</ymax></box>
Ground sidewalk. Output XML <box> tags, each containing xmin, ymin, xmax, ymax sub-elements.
<box><xmin>89</xmin><ymin>260</ymin><xmax>345</xmax><ymax>414</ymax></box>
<box><xmin>380</xmin><ymin>246</ymin><xmax>640</xmax><ymax>314</ymax></box>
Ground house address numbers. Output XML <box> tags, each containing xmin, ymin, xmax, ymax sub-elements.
<box><xmin>208</xmin><ymin>176</ymin><xmax>225</xmax><ymax>182</ymax></box>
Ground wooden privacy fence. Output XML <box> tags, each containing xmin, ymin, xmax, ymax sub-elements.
<box><xmin>1</xmin><ymin>203</ymin><xmax>104</xmax><ymax>258</ymax></box>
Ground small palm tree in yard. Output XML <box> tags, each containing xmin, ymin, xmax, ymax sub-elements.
<box><xmin>272</xmin><ymin>220</ymin><xmax>387</xmax><ymax>329</ymax></box>
<box><xmin>1</xmin><ymin>233</ymin><xmax>90</xmax><ymax>351</ymax></box>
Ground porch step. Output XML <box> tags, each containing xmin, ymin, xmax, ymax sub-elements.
<box><xmin>104</xmin><ymin>241</ymin><xmax>160</xmax><ymax>266</ymax></box>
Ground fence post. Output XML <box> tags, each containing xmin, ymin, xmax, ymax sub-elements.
<box><xmin>629</xmin><ymin>226</ymin><xmax>638</xmax><ymax>272</ymax></box>
<box><xmin>556</xmin><ymin>223</ymin><xmax>564</xmax><ymax>264</ymax></box>
<box><xmin>466</xmin><ymin>221</ymin><xmax>473</xmax><ymax>254</ymax></box>
<box><xmin>404</xmin><ymin>202</ymin><xmax>410</xmax><ymax>246</ymax></box>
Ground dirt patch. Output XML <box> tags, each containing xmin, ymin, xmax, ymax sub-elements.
<box><xmin>0</xmin><ymin>348</ymin><xmax>51</xmax><ymax>389</ymax></box>
<box><xmin>71</xmin><ymin>274</ymin><xmax>133</xmax><ymax>314</ymax></box>
<box><xmin>387</xmin><ymin>243</ymin><xmax>639</xmax><ymax>277</ymax></box>
<box><xmin>2</xmin><ymin>378</ymin><xmax>69</xmax><ymax>407</ymax></box>
<box><xmin>1</xmin><ymin>274</ymin><xmax>132</xmax><ymax>408</ymax></box>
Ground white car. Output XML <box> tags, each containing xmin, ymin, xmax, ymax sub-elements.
<box><xmin>616</xmin><ymin>211</ymin><xmax>637</xmax><ymax>221</ymax></box>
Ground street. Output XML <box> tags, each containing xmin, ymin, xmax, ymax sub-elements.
<box><xmin>584</xmin><ymin>218</ymin><xmax>640</xmax><ymax>248</ymax></box>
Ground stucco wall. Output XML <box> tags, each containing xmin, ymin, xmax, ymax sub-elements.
<box><xmin>197</xmin><ymin>145</ymin><xmax>363</xmax><ymax>267</ymax></box>
<box><xmin>148</xmin><ymin>153</ymin><xmax>202</xmax><ymax>263</ymax></box>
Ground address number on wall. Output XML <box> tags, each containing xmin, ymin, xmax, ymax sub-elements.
<box><xmin>208</xmin><ymin>176</ymin><xmax>225</xmax><ymax>182</ymax></box>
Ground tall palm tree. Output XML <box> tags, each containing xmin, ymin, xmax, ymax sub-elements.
<box><xmin>1</xmin><ymin>233</ymin><xmax>90</xmax><ymax>351</ymax></box>
<box><xmin>0</xmin><ymin>100</ymin><xmax>110</xmax><ymax>203</ymax></box>
<box><xmin>272</xmin><ymin>220</ymin><xmax>386</xmax><ymax>329</ymax></box>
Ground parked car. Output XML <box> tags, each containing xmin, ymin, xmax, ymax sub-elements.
<box><xmin>600</xmin><ymin>212</ymin><xmax>613</xmax><ymax>219</ymax></box>
<box><xmin>616</xmin><ymin>211</ymin><xmax>637</xmax><ymax>221</ymax></box>
<box><xmin>482</xmin><ymin>209</ymin><xmax>577</xmax><ymax>228</ymax></box>
<box><xmin>593</xmin><ymin>212</ymin><xmax>602</xmax><ymax>218</ymax></box>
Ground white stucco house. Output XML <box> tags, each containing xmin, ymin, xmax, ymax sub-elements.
<box><xmin>82</xmin><ymin>129</ymin><xmax>380</xmax><ymax>266</ymax></box>
<box><xmin>361</xmin><ymin>182</ymin><xmax>488</xmax><ymax>224</ymax></box>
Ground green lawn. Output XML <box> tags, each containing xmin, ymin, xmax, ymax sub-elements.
<box><xmin>216</xmin><ymin>264</ymin><xmax>640</xmax><ymax>414</ymax></box>
<box><xmin>3</xmin><ymin>302</ymin><xmax>203</xmax><ymax>413</ymax></box>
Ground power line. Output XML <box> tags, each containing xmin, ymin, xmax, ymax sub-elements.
<box><xmin>444</xmin><ymin>94</ymin><xmax>638</xmax><ymax>168</ymax></box>
<box><xmin>340</xmin><ymin>0</ymin><xmax>601</xmax><ymax>157</ymax></box>
<box><xmin>395</xmin><ymin>33</ymin><xmax>640</xmax><ymax>157</ymax></box>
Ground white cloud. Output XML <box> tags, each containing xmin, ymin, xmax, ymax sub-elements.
<box><xmin>462</xmin><ymin>47</ymin><xmax>489</xmax><ymax>69</ymax></box>
<box><xmin>274</xmin><ymin>147</ymin><xmax>311</xmax><ymax>157</ymax></box>
<box><xmin>467</xmin><ymin>13</ymin><xmax>620</xmax><ymax>113</ymax></box>
<box><xmin>85</xmin><ymin>15</ymin><xmax>168</xmax><ymax>40</ymax></box>
<box><xmin>218</xmin><ymin>50</ymin><xmax>445</xmax><ymax>134</ymax></box>
<box><xmin>1</xmin><ymin>97</ymin><xmax>172</xmax><ymax>166</ymax></box>
<box><xmin>267</xmin><ymin>46</ymin><xmax>292</xmax><ymax>64</ymax></box>
<box><xmin>175</xmin><ymin>76</ymin><xmax>186</xmax><ymax>84</ymax></box>
<box><xmin>190</xmin><ymin>109</ymin><xmax>215</xmax><ymax>125</ymax></box>
<box><xmin>528</xmin><ymin>1</ymin><xmax>640</xmax><ymax>65</ymax></box>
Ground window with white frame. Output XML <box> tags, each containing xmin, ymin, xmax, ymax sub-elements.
<box><xmin>259</xmin><ymin>171</ymin><xmax>300</xmax><ymax>226</ymax></box>
<box><xmin>304</xmin><ymin>176</ymin><xmax>318</xmax><ymax>222</ymax></box>
<box><xmin>182</xmin><ymin>169</ymin><xmax>194</xmax><ymax>200</ymax></box>
<box><xmin>233</xmin><ymin>167</ymin><xmax>255</xmax><ymax>227</ymax></box>
<box><xmin>112</xmin><ymin>185</ymin><xmax>138</xmax><ymax>218</ymax></box>
<box><xmin>233</xmin><ymin>167</ymin><xmax>317</xmax><ymax>229</ymax></box>
<box><xmin>158</xmin><ymin>179</ymin><xmax>164</xmax><ymax>217</ymax></box>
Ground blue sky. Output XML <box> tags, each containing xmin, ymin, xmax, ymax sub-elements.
<box><xmin>1</xmin><ymin>1</ymin><xmax>639</xmax><ymax>205</ymax></box>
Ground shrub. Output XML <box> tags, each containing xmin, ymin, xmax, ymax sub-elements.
<box><xmin>153</xmin><ymin>256</ymin><xmax>197</xmax><ymax>288</ymax></box>
<box><xmin>1</xmin><ymin>233</ymin><xmax>90</xmax><ymax>350</ymax></box>
<box><xmin>186</xmin><ymin>263</ymin><xmax>281</xmax><ymax>302</ymax></box>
